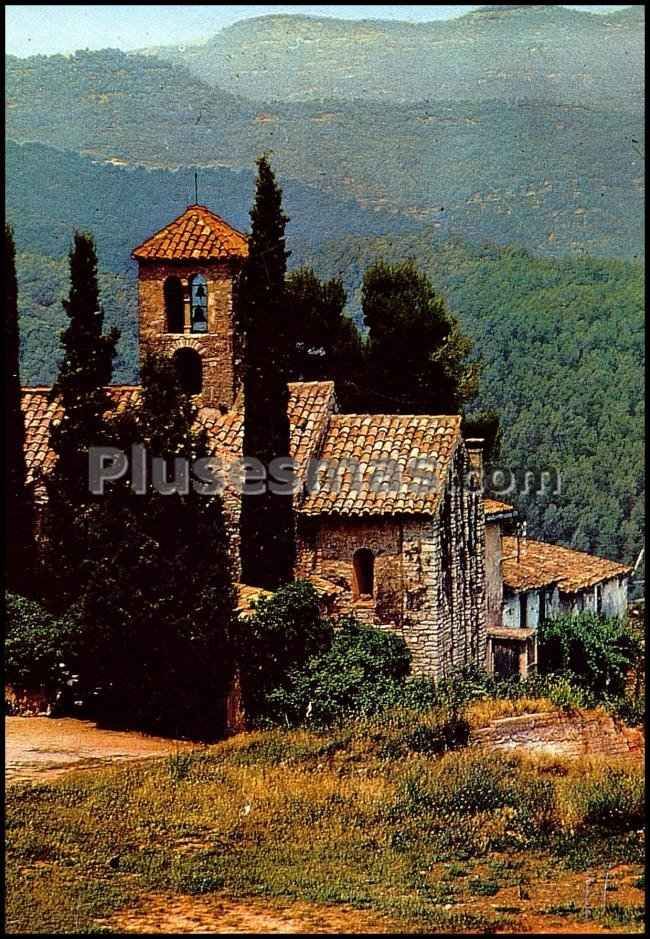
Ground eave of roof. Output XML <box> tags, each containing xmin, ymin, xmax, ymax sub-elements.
<box><xmin>132</xmin><ymin>204</ymin><xmax>249</xmax><ymax>262</ymax></box>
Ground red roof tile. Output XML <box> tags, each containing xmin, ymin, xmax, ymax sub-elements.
<box><xmin>501</xmin><ymin>536</ymin><xmax>632</xmax><ymax>594</ymax></box>
<box><xmin>299</xmin><ymin>413</ymin><xmax>462</xmax><ymax>517</ymax></box>
<box><xmin>484</xmin><ymin>498</ymin><xmax>516</xmax><ymax>518</ymax></box>
<box><xmin>21</xmin><ymin>381</ymin><xmax>336</xmax><ymax>494</ymax></box>
<box><xmin>132</xmin><ymin>205</ymin><xmax>249</xmax><ymax>262</ymax></box>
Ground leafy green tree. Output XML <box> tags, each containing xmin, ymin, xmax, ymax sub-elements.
<box><xmin>361</xmin><ymin>259</ymin><xmax>479</xmax><ymax>414</ymax></box>
<box><xmin>286</xmin><ymin>266</ymin><xmax>367</xmax><ymax>409</ymax></box>
<box><xmin>235</xmin><ymin>580</ymin><xmax>333</xmax><ymax>723</ymax></box>
<box><xmin>43</xmin><ymin>231</ymin><xmax>119</xmax><ymax>608</ymax></box>
<box><xmin>6</xmin><ymin>592</ymin><xmax>81</xmax><ymax>700</ymax></box>
<box><xmin>78</xmin><ymin>353</ymin><xmax>236</xmax><ymax>740</ymax></box>
<box><xmin>4</xmin><ymin>225</ymin><xmax>35</xmax><ymax>594</ymax></box>
<box><xmin>239</xmin><ymin>156</ymin><xmax>295</xmax><ymax>588</ymax></box>
<box><xmin>538</xmin><ymin>612</ymin><xmax>639</xmax><ymax>700</ymax></box>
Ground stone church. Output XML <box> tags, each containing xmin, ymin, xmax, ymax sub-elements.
<box><xmin>21</xmin><ymin>204</ymin><xmax>632</xmax><ymax>682</ymax></box>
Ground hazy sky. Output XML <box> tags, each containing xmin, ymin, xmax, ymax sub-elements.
<box><xmin>6</xmin><ymin>5</ymin><xmax>631</xmax><ymax>56</ymax></box>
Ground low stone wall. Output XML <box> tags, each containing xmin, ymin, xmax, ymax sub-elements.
<box><xmin>5</xmin><ymin>685</ymin><xmax>56</xmax><ymax>717</ymax></box>
<box><xmin>471</xmin><ymin>709</ymin><xmax>644</xmax><ymax>759</ymax></box>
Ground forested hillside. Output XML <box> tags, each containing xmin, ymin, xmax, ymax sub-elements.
<box><xmin>142</xmin><ymin>5</ymin><xmax>644</xmax><ymax>110</ymax></box>
<box><xmin>6</xmin><ymin>48</ymin><xmax>643</xmax><ymax>259</ymax></box>
<box><xmin>303</xmin><ymin>234</ymin><xmax>645</xmax><ymax>565</ymax></box>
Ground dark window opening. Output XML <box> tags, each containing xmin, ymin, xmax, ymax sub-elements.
<box><xmin>596</xmin><ymin>584</ymin><xmax>603</xmax><ymax>615</ymax></box>
<box><xmin>519</xmin><ymin>593</ymin><xmax>528</xmax><ymax>628</ymax></box>
<box><xmin>190</xmin><ymin>274</ymin><xmax>208</xmax><ymax>333</ymax></box>
<box><xmin>539</xmin><ymin>590</ymin><xmax>546</xmax><ymax>626</ymax></box>
<box><xmin>353</xmin><ymin>548</ymin><xmax>374</xmax><ymax>598</ymax></box>
<box><xmin>164</xmin><ymin>277</ymin><xmax>184</xmax><ymax>333</ymax></box>
<box><xmin>173</xmin><ymin>348</ymin><xmax>202</xmax><ymax>396</ymax></box>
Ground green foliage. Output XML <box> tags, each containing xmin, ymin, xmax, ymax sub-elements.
<box><xmin>75</xmin><ymin>353</ymin><xmax>236</xmax><ymax>740</ymax></box>
<box><xmin>307</xmin><ymin>234</ymin><xmax>644</xmax><ymax>563</ymax></box>
<box><xmin>239</xmin><ymin>155</ymin><xmax>295</xmax><ymax>588</ymax></box>
<box><xmin>266</xmin><ymin>616</ymin><xmax>413</xmax><ymax>727</ymax></box>
<box><xmin>361</xmin><ymin>259</ymin><xmax>478</xmax><ymax>415</ymax></box>
<box><xmin>5</xmin><ymin>592</ymin><xmax>80</xmax><ymax>694</ymax></box>
<box><xmin>538</xmin><ymin>612</ymin><xmax>639</xmax><ymax>700</ymax></box>
<box><xmin>42</xmin><ymin>231</ymin><xmax>119</xmax><ymax>609</ymax></box>
<box><xmin>235</xmin><ymin>580</ymin><xmax>333</xmax><ymax>723</ymax></box>
<box><xmin>4</xmin><ymin>225</ymin><xmax>35</xmax><ymax>593</ymax></box>
<box><xmin>560</xmin><ymin>766</ymin><xmax>645</xmax><ymax>832</ymax></box>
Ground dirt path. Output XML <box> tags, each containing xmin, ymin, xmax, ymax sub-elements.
<box><xmin>101</xmin><ymin>893</ymin><xmax>396</xmax><ymax>934</ymax></box>
<box><xmin>5</xmin><ymin>716</ymin><xmax>193</xmax><ymax>786</ymax></box>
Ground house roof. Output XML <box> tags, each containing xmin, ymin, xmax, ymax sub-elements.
<box><xmin>132</xmin><ymin>205</ymin><xmax>249</xmax><ymax>262</ymax></box>
<box><xmin>501</xmin><ymin>536</ymin><xmax>632</xmax><ymax>594</ymax></box>
<box><xmin>21</xmin><ymin>381</ymin><xmax>336</xmax><ymax>492</ymax></box>
<box><xmin>484</xmin><ymin>498</ymin><xmax>516</xmax><ymax>519</ymax></box>
<box><xmin>298</xmin><ymin>413</ymin><xmax>462</xmax><ymax>517</ymax></box>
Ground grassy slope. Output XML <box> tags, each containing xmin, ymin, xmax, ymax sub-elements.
<box><xmin>6</xmin><ymin>710</ymin><xmax>644</xmax><ymax>934</ymax></box>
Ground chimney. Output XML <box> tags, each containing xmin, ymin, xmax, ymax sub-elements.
<box><xmin>465</xmin><ymin>437</ymin><xmax>485</xmax><ymax>493</ymax></box>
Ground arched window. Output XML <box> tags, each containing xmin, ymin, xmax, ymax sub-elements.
<box><xmin>353</xmin><ymin>548</ymin><xmax>374</xmax><ymax>598</ymax></box>
<box><xmin>190</xmin><ymin>274</ymin><xmax>208</xmax><ymax>333</ymax></box>
<box><xmin>173</xmin><ymin>348</ymin><xmax>202</xmax><ymax>396</ymax></box>
<box><xmin>164</xmin><ymin>277</ymin><xmax>184</xmax><ymax>333</ymax></box>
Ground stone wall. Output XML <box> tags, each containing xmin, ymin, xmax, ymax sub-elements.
<box><xmin>137</xmin><ymin>258</ymin><xmax>242</xmax><ymax>411</ymax></box>
<box><xmin>295</xmin><ymin>442</ymin><xmax>487</xmax><ymax>680</ymax></box>
<box><xmin>471</xmin><ymin>708</ymin><xmax>644</xmax><ymax>759</ymax></box>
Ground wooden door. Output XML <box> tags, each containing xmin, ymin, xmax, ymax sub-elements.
<box><xmin>493</xmin><ymin>640</ymin><xmax>520</xmax><ymax>679</ymax></box>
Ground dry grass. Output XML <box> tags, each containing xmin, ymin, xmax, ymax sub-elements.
<box><xmin>5</xmin><ymin>712</ymin><xmax>645</xmax><ymax>934</ymax></box>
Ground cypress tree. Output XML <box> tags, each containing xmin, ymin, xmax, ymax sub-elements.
<box><xmin>79</xmin><ymin>353</ymin><xmax>236</xmax><ymax>740</ymax></box>
<box><xmin>4</xmin><ymin>225</ymin><xmax>35</xmax><ymax>594</ymax></box>
<box><xmin>44</xmin><ymin>231</ymin><xmax>119</xmax><ymax>607</ymax></box>
<box><xmin>239</xmin><ymin>156</ymin><xmax>295</xmax><ymax>588</ymax></box>
<box><xmin>362</xmin><ymin>259</ymin><xmax>479</xmax><ymax>415</ymax></box>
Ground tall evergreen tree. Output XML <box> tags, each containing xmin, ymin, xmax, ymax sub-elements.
<box><xmin>361</xmin><ymin>259</ymin><xmax>479</xmax><ymax>415</ymax></box>
<box><xmin>239</xmin><ymin>156</ymin><xmax>295</xmax><ymax>588</ymax></box>
<box><xmin>44</xmin><ymin>231</ymin><xmax>118</xmax><ymax>607</ymax></box>
<box><xmin>78</xmin><ymin>353</ymin><xmax>236</xmax><ymax>739</ymax></box>
<box><xmin>4</xmin><ymin>225</ymin><xmax>35</xmax><ymax>594</ymax></box>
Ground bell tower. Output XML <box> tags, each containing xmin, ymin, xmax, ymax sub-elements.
<box><xmin>132</xmin><ymin>204</ymin><xmax>249</xmax><ymax>411</ymax></box>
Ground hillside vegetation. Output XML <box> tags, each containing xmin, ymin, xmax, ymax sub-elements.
<box><xmin>142</xmin><ymin>6</ymin><xmax>644</xmax><ymax>110</ymax></box>
<box><xmin>303</xmin><ymin>234</ymin><xmax>645</xmax><ymax>564</ymax></box>
<box><xmin>6</xmin><ymin>716</ymin><xmax>645</xmax><ymax>933</ymax></box>
<box><xmin>6</xmin><ymin>34</ymin><xmax>644</xmax><ymax>260</ymax></box>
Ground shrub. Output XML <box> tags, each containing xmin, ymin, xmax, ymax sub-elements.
<box><xmin>538</xmin><ymin>613</ymin><xmax>639</xmax><ymax>700</ymax></box>
<box><xmin>5</xmin><ymin>592</ymin><xmax>81</xmax><ymax>700</ymax></box>
<box><xmin>558</xmin><ymin>764</ymin><xmax>645</xmax><ymax>832</ymax></box>
<box><xmin>236</xmin><ymin>581</ymin><xmax>333</xmax><ymax>723</ymax></box>
<box><xmin>265</xmin><ymin>616</ymin><xmax>412</xmax><ymax>727</ymax></box>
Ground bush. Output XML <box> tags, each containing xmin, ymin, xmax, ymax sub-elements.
<box><xmin>236</xmin><ymin>581</ymin><xmax>334</xmax><ymax>722</ymax></box>
<box><xmin>538</xmin><ymin>613</ymin><xmax>639</xmax><ymax>700</ymax></box>
<box><xmin>265</xmin><ymin>616</ymin><xmax>412</xmax><ymax>727</ymax></box>
<box><xmin>5</xmin><ymin>592</ymin><xmax>81</xmax><ymax>700</ymax></box>
<box><xmin>558</xmin><ymin>764</ymin><xmax>645</xmax><ymax>832</ymax></box>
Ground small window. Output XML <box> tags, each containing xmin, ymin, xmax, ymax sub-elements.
<box><xmin>519</xmin><ymin>593</ymin><xmax>528</xmax><ymax>629</ymax></box>
<box><xmin>164</xmin><ymin>277</ymin><xmax>184</xmax><ymax>333</ymax></box>
<box><xmin>190</xmin><ymin>274</ymin><xmax>208</xmax><ymax>333</ymax></box>
<box><xmin>596</xmin><ymin>583</ymin><xmax>603</xmax><ymax>615</ymax></box>
<box><xmin>353</xmin><ymin>548</ymin><xmax>374</xmax><ymax>598</ymax></box>
<box><xmin>173</xmin><ymin>347</ymin><xmax>202</xmax><ymax>396</ymax></box>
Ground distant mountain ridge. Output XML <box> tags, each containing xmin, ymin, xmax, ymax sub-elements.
<box><xmin>137</xmin><ymin>6</ymin><xmax>643</xmax><ymax>109</ymax></box>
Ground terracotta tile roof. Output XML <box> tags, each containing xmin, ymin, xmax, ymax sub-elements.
<box><xmin>197</xmin><ymin>381</ymin><xmax>337</xmax><ymax>482</ymax></box>
<box><xmin>484</xmin><ymin>498</ymin><xmax>516</xmax><ymax>518</ymax></box>
<box><xmin>132</xmin><ymin>205</ymin><xmax>249</xmax><ymax>262</ymax></box>
<box><xmin>21</xmin><ymin>381</ymin><xmax>336</xmax><ymax>493</ymax></box>
<box><xmin>299</xmin><ymin>413</ymin><xmax>462</xmax><ymax>517</ymax></box>
<box><xmin>21</xmin><ymin>386</ymin><xmax>141</xmax><ymax>489</ymax></box>
<box><xmin>502</xmin><ymin>536</ymin><xmax>632</xmax><ymax>594</ymax></box>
